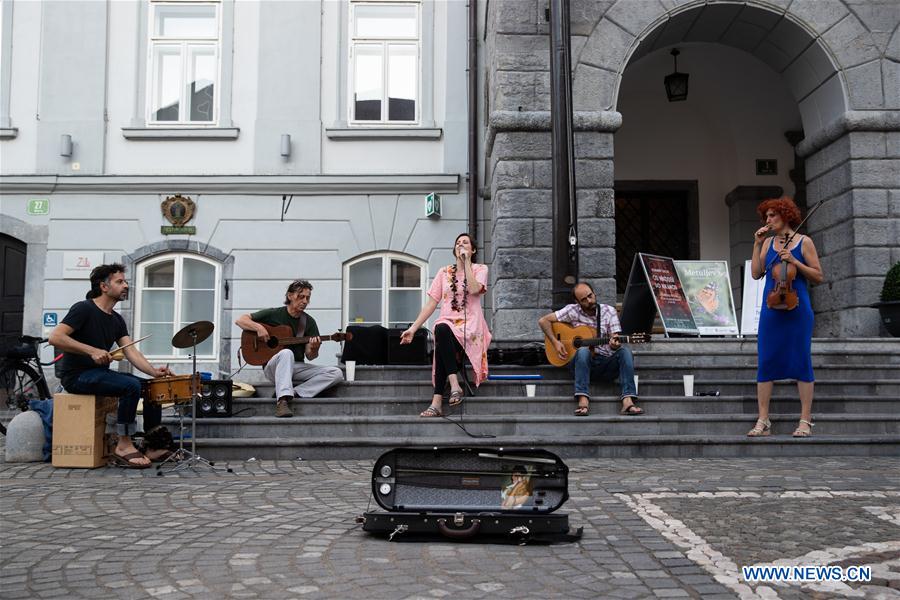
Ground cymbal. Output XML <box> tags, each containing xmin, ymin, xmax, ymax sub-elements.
<box><xmin>171</xmin><ymin>321</ymin><xmax>215</xmax><ymax>348</ymax></box>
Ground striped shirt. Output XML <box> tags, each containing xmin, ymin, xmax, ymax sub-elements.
<box><xmin>555</xmin><ymin>303</ymin><xmax>621</xmax><ymax>357</ymax></box>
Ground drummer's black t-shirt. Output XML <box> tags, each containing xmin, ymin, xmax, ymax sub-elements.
<box><xmin>57</xmin><ymin>300</ymin><xmax>129</xmax><ymax>389</ymax></box>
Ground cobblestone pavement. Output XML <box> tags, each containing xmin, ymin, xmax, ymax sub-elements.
<box><xmin>1</xmin><ymin>455</ymin><xmax>898</xmax><ymax>600</ymax></box>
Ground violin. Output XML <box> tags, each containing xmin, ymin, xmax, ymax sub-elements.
<box><xmin>766</xmin><ymin>233</ymin><xmax>799</xmax><ymax>311</ymax></box>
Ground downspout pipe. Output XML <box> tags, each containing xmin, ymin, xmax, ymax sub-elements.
<box><xmin>467</xmin><ymin>0</ymin><xmax>478</xmax><ymax>242</ymax></box>
<box><xmin>549</xmin><ymin>0</ymin><xmax>578</xmax><ymax>308</ymax></box>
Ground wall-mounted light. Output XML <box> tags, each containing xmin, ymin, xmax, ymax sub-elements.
<box><xmin>60</xmin><ymin>134</ymin><xmax>73</xmax><ymax>157</ymax></box>
<box><xmin>280</xmin><ymin>134</ymin><xmax>291</xmax><ymax>157</ymax></box>
<box><xmin>664</xmin><ymin>48</ymin><xmax>689</xmax><ymax>102</ymax></box>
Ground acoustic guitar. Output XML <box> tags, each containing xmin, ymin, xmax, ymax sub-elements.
<box><xmin>543</xmin><ymin>322</ymin><xmax>651</xmax><ymax>367</ymax></box>
<box><xmin>240</xmin><ymin>323</ymin><xmax>353</xmax><ymax>366</ymax></box>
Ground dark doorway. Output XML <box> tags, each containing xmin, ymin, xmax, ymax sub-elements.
<box><xmin>1</xmin><ymin>233</ymin><xmax>27</xmax><ymax>350</ymax></box>
<box><xmin>614</xmin><ymin>181</ymin><xmax>700</xmax><ymax>295</ymax></box>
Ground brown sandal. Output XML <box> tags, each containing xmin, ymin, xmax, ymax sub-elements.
<box><xmin>420</xmin><ymin>405</ymin><xmax>443</xmax><ymax>418</ymax></box>
<box><xmin>110</xmin><ymin>451</ymin><xmax>151</xmax><ymax>469</ymax></box>
<box><xmin>448</xmin><ymin>390</ymin><xmax>464</xmax><ymax>407</ymax></box>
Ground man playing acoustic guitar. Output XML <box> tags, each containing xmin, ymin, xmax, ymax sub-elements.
<box><xmin>236</xmin><ymin>280</ymin><xmax>343</xmax><ymax>418</ymax></box>
<box><xmin>537</xmin><ymin>282</ymin><xmax>644</xmax><ymax>417</ymax></box>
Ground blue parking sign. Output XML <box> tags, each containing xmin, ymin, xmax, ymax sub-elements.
<box><xmin>43</xmin><ymin>312</ymin><xmax>58</xmax><ymax>327</ymax></box>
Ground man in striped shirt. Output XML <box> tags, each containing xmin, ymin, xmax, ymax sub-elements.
<box><xmin>538</xmin><ymin>282</ymin><xmax>643</xmax><ymax>417</ymax></box>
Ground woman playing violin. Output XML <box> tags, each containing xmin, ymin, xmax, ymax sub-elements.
<box><xmin>748</xmin><ymin>196</ymin><xmax>824</xmax><ymax>438</ymax></box>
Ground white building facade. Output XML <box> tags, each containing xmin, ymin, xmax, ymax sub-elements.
<box><xmin>1</xmin><ymin>0</ymin><xmax>479</xmax><ymax>374</ymax></box>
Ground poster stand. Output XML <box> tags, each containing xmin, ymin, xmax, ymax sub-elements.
<box><xmin>621</xmin><ymin>253</ymin><xmax>700</xmax><ymax>337</ymax></box>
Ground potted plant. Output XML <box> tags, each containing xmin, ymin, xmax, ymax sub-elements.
<box><xmin>875</xmin><ymin>261</ymin><xmax>900</xmax><ymax>337</ymax></box>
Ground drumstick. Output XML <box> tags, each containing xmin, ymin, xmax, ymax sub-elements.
<box><xmin>109</xmin><ymin>335</ymin><xmax>151</xmax><ymax>360</ymax></box>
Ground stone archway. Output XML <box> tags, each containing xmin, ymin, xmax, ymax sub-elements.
<box><xmin>485</xmin><ymin>0</ymin><xmax>897</xmax><ymax>338</ymax></box>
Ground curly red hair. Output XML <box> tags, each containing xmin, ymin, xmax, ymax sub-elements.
<box><xmin>757</xmin><ymin>196</ymin><xmax>801</xmax><ymax>228</ymax></box>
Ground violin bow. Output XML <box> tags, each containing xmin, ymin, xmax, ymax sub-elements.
<box><xmin>763</xmin><ymin>199</ymin><xmax>824</xmax><ymax>271</ymax></box>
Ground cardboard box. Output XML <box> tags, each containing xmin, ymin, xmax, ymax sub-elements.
<box><xmin>52</xmin><ymin>394</ymin><xmax>118</xmax><ymax>468</ymax></box>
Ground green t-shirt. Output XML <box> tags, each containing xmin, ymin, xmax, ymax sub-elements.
<box><xmin>250</xmin><ymin>306</ymin><xmax>320</xmax><ymax>362</ymax></box>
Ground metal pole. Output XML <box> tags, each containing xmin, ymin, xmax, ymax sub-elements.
<box><xmin>549</xmin><ymin>0</ymin><xmax>578</xmax><ymax>308</ymax></box>
<box><xmin>467</xmin><ymin>0</ymin><xmax>478</xmax><ymax>243</ymax></box>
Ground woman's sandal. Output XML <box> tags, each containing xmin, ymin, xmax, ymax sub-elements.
<box><xmin>448</xmin><ymin>390</ymin><xmax>464</xmax><ymax>407</ymax></box>
<box><xmin>420</xmin><ymin>405</ymin><xmax>444</xmax><ymax>418</ymax></box>
<box><xmin>793</xmin><ymin>419</ymin><xmax>813</xmax><ymax>437</ymax></box>
<box><xmin>747</xmin><ymin>418</ymin><xmax>771</xmax><ymax>437</ymax></box>
<box><xmin>574</xmin><ymin>403</ymin><xmax>589</xmax><ymax>417</ymax></box>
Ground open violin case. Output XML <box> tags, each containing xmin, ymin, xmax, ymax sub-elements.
<box><xmin>358</xmin><ymin>447</ymin><xmax>583</xmax><ymax>543</ymax></box>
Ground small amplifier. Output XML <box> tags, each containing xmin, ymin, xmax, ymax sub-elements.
<box><xmin>197</xmin><ymin>379</ymin><xmax>232</xmax><ymax>418</ymax></box>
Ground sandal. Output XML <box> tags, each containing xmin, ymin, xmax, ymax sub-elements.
<box><xmin>793</xmin><ymin>419</ymin><xmax>813</xmax><ymax>437</ymax></box>
<box><xmin>574</xmin><ymin>398</ymin><xmax>589</xmax><ymax>416</ymax></box>
<box><xmin>110</xmin><ymin>451</ymin><xmax>151</xmax><ymax>469</ymax></box>
<box><xmin>448</xmin><ymin>390</ymin><xmax>464</xmax><ymax>407</ymax></box>
<box><xmin>420</xmin><ymin>405</ymin><xmax>443</xmax><ymax>418</ymax></box>
<box><xmin>620</xmin><ymin>398</ymin><xmax>644</xmax><ymax>416</ymax></box>
<box><xmin>747</xmin><ymin>418</ymin><xmax>771</xmax><ymax>437</ymax></box>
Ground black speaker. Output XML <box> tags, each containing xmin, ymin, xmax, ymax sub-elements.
<box><xmin>342</xmin><ymin>325</ymin><xmax>389</xmax><ymax>365</ymax></box>
<box><xmin>197</xmin><ymin>379</ymin><xmax>232</xmax><ymax>418</ymax></box>
<box><xmin>388</xmin><ymin>328</ymin><xmax>430</xmax><ymax>364</ymax></box>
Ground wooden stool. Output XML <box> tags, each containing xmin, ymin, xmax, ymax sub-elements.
<box><xmin>52</xmin><ymin>393</ymin><xmax>118</xmax><ymax>468</ymax></box>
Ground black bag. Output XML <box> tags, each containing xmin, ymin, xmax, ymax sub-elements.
<box><xmin>360</xmin><ymin>447</ymin><xmax>581</xmax><ymax>543</ymax></box>
<box><xmin>342</xmin><ymin>325</ymin><xmax>389</xmax><ymax>365</ymax></box>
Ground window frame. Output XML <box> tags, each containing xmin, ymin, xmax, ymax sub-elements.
<box><xmin>342</xmin><ymin>0</ymin><xmax>435</xmax><ymax>127</ymax></box>
<box><xmin>146</xmin><ymin>0</ymin><xmax>222</xmax><ymax>126</ymax></box>
<box><xmin>343</xmin><ymin>252</ymin><xmax>427</xmax><ymax>328</ymax></box>
<box><xmin>133</xmin><ymin>253</ymin><xmax>221</xmax><ymax>361</ymax></box>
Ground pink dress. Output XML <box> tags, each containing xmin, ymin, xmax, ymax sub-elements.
<box><xmin>428</xmin><ymin>263</ymin><xmax>492</xmax><ymax>387</ymax></box>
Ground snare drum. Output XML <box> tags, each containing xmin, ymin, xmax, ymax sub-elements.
<box><xmin>142</xmin><ymin>374</ymin><xmax>198</xmax><ymax>405</ymax></box>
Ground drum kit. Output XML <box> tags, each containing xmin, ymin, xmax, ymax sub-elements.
<box><xmin>135</xmin><ymin>320</ymin><xmax>231</xmax><ymax>474</ymax></box>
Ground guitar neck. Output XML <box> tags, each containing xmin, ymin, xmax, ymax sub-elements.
<box><xmin>576</xmin><ymin>335</ymin><xmax>637</xmax><ymax>346</ymax></box>
<box><xmin>275</xmin><ymin>333</ymin><xmax>340</xmax><ymax>346</ymax></box>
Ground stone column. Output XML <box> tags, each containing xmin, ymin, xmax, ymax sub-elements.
<box><xmin>487</xmin><ymin>112</ymin><xmax>619</xmax><ymax>340</ymax></box>
<box><xmin>802</xmin><ymin>125</ymin><xmax>900</xmax><ymax>336</ymax></box>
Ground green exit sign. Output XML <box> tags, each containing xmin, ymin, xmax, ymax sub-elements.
<box><xmin>425</xmin><ymin>193</ymin><xmax>441</xmax><ymax>218</ymax></box>
<box><xmin>27</xmin><ymin>199</ymin><xmax>50</xmax><ymax>215</ymax></box>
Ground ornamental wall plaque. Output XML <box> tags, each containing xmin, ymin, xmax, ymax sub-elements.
<box><xmin>161</xmin><ymin>194</ymin><xmax>196</xmax><ymax>227</ymax></box>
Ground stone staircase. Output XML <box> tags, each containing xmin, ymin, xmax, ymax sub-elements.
<box><xmin>169</xmin><ymin>338</ymin><xmax>900</xmax><ymax>460</ymax></box>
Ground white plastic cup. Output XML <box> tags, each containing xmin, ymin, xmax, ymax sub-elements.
<box><xmin>525</xmin><ymin>384</ymin><xmax>536</xmax><ymax>397</ymax></box>
<box><xmin>683</xmin><ymin>374</ymin><xmax>694</xmax><ymax>397</ymax></box>
<box><xmin>345</xmin><ymin>360</ymin><xmax>356</xmax><ymax>382</ymax></box>
<box><xmin>633</xmin><ymin>375</ymin><xmax>639</xmax><ymax>395</ymax></box>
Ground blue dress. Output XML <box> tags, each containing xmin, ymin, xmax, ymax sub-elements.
<box><xmin>757</xmin><ymin>238</ymin><xmax>815</xmax><ymax>382</ymax></box>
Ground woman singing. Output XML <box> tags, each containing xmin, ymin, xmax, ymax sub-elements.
<box><xmin>400</xmin><ymin>233</ymin><xmax>491</xmax><ymax>417</ymax></box>
<box><xmin>748</xmin><ymin>197</ymin><xmax>824</xmax><ymax>438</ymax></box>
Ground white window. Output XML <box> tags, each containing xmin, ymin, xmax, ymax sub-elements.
<box><xmin>349</xmin><ymin>1</ymin><xmax>419</xmax><ymax>124</ymax></box>
<box><xmin>344</xmin><ymin>253</ymin><xmax>426</xmax><ymax>328</ymax></box>
<box><xmin>134</xmin><ymin>254</ymin><xmax>221</xmax><ymax>359</ymax></box>
<box><xmin>147</xmin><ymin>1</ymin><xmax>220</xmax><ymax>125</ymax></box>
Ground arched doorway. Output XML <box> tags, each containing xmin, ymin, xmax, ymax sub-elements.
<box><xmin>615</xmin><ymin>42</ymin><xmax>803</xmax><ymax>302</ymax></box>
<box><xmin>0</xmin><ymin>233</ymin><xmax>27</xmax><ymax>352</ymax></box>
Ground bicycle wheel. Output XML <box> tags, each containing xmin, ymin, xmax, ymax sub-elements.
<box><xmin>0</xmin><ymin>362</ymin><xmax>50</xmax><ymax>417</ymax></box>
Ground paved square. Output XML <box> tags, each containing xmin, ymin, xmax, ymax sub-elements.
<box><xmin>1</xmin><ymin>455</ymin><xmax>898</xmax><ymax>599</ymax></box>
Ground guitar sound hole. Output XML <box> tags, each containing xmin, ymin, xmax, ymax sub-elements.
<box><xmin>267</xmin><ymin>338</ymin><xmax>278</xmax><ymax>349</ymax></box>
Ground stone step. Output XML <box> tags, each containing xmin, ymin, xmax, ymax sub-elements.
<box><xmin>164</xmin><ymin>413</ymin><xmax>900</xmax><ymax>439</ymax></box>
<box><xmin>189</xmin><ymin>434</ymin><xmax>900</xmax><ymax>461</ymax></box>
<box><xmin>225</xmin><ymin>395</ymin><xmax>900</xmax><ymax>417</ymax></box>
<box><xmin>325</xmin><ymin>364</ymin><xmax>900</xmax><ymax>382</ymax></box>
<box><xmin>249</xmin><ymin>379</ymin><xmax>900</xmax><ymax>398</ymax></box>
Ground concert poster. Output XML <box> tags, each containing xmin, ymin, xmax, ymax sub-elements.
<box><xmin>638</xmin><ymin>253</ymin><xmax>699</xmax><ymax>335</ymax></box>
<box><xmin>674</xmin><ymin>260</ymin><xmax>739</xmax><ymax>335</ymax></box>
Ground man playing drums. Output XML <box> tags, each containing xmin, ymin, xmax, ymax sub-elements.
<box><xmin>49</xmin><ymin>263</ymin><xmax>174</xmax><ymax>469</ymax></box>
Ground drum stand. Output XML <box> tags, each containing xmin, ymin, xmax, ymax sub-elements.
<box><xmin>157</xmin><ymin>327</ymin><xmax>228</xmax><ymax>475</ymax></box>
